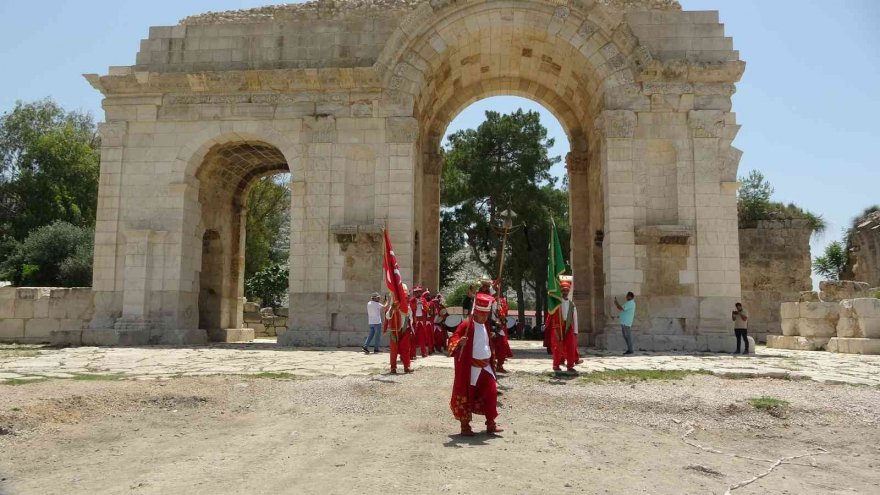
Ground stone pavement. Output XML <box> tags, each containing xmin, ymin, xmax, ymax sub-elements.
<box><xmin>2</xmin><ymin>341</ymin><xmax>879</xmax><ymax>386</ymax></box>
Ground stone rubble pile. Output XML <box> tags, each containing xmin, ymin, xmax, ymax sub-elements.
<box><xmin>243</xmin><ymin>302</ymin><xmax>288</xmax><ymax>338</ymax></box>
<box><xmin>768</xmin><ymin>281</ymin><xmax>880</xmax><ymax>354</ymax></box>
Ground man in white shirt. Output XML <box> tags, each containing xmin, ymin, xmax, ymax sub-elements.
<box><xmin>363</xmin><ymin>292</ymin><xmax>385</xmax><ymax>354</ymax></box>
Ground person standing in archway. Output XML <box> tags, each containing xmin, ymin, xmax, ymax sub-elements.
<box><xmin>448</xmin><ymin>293</ymin><xmax>503</xmax><ymax>436</ymax></box>
<box><xmin>385</xmin><ymin>284</ymin><xmax>414</xmax><ymax>374</ymax></box>
<box><xmin>546</xmin><ymin>276</ymin><xmax>579</xmax><ymax>375</ymax></box>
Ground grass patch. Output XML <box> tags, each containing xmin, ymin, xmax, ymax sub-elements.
<box><xmin>748</xmin><ymin>396</ymin><xmax>790</xmax><ymax>418</ymax></box>
<box><xmin>577</xmin><ymin>369</ymin><xmax>711</xmax><ymax>384</ymax></box>
<box><xmin>70</xmin><ymin>373</ymin><xmax>128</xmax><ymax>382</ymax></box>
<box><xmin>243</xmin><ymin>372</ymin><xmax>300</xmax><ymax>380</ymax></box>
<box><xmin>0</xmin><ymin>346</ymin><xmax>42</xmax><ymax>359</ymax></box>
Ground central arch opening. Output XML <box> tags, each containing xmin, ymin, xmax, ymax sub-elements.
<box><xmin>194</xmin><ymin>141</ymin><xmax>290</xmax><ymax>342</ymax></box>
<box><xmin>438</xmin><ymin>97</ymin><xmax>570</xmax><ymax>339</ymax></box>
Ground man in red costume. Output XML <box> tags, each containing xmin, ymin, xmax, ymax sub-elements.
<box><xmin>545</xmin><ymin>276</ymin><xmax>579</xmax><ymax>375</ymax></box>
<box><xmin>432</xmin><ymin>293</ymin><xmax>449</xmax><ymax>353</ymax></box>
<box><xmin>422</xmin><ymin>289</ymin><xmax>435</xmax><ymax>355</ymax></box>
<box><xmin>493</xmin><ymin>297</ymin><xmax>513</xmax><ymax>373</ymax></box>
<box><xmin>448</xmin><ymin>293</ymin><xmax>504</xmax><ymax>436</ymax></box>
<box><xmin>385</xmin><ymin>284</ymin><xmax>414</xmax><ymax>374</ymax></box>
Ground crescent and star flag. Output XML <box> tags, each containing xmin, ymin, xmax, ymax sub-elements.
<box><xmin>383</xmin><ymin>229</ymin><xmax>408</xmax><ymax>314</ymax></box>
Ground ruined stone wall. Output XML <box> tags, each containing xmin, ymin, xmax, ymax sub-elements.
<box><xmin>738</xmin><ymin>219</ymin><xmax>812</xmax><ymax>342</ymax></box>
<box><xmin>0</xmin><ymin>288</ymin><xmax>94</xmax><ymax>344</ymax></box>
<box><xmin>847</xmin><ymin>211</ymin><xmax>880</xmax><ymax>288</ymax></box>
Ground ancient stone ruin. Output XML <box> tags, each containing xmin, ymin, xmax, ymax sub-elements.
<box><xmin>769</xmin><ymin>281</ymin><xmax>880</xmax><ymax>354</ymax></box>
<box><xmin>845</xmin><ymin>210</ymin><xmax>880</xmax><ymax>289</ymax></box>
<box><xmin>738</xmin><ymin>219</ymin><xmax>813</xmax><ymax>342</ymax></box>
<box><xmin>0</xmin><ymin>0</ymin><xmax>753</xmax><ymax>351</ymax></box>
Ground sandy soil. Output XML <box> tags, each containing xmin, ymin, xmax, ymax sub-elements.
<box><xmin>1</xmin><ymin>368</ymin><xmax>878</xmax><ymax>495</ymax></box>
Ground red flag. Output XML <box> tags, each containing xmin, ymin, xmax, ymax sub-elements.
<box><xmin>383</xmin><ymin>229</ymin><xmax>407</xmax><ymax>313</ymax></box>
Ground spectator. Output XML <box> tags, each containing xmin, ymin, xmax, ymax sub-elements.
<box><xmin>462</xmin><ymin>285</ymin><xmax>476</xmax><ymax>315</ymax></box>
<box><xmin>363</xmin><ymin>292</ymin><xmax>385</xmax><ymax>354</ymax></box>
<box><xmin>732</xmin><ymin>302</ymin><xmax>749</xmax><ymax>354</ymax></box>
<box><xmin>614</xmin><ymin>292</ymin><xmax>636</xmax><ymax>355</ymax></box>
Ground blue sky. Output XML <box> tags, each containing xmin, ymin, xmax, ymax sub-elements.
<box><xmin>1</xmin><ymin>1</ymin><xmax>878</xmax><ymax>287</ymax></box>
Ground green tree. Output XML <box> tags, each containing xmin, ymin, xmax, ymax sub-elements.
<box><xmin>0</xmin><ymin>99</ymin><xmax>99</xmax><ymax>241</ymax></box>
<box><xmin>813</xmin><ymin>241</ymin><xmax>848</xmax><ymax>281</ymax></box>
<box><xmin>440</xmin><ymin>109</ymin><xmax>568</xmax><ymax>324</ymax></box>
<box><xmin>737</xmin><ymin>169</ymin><xmax>825</xmax><ymax>233</ymax></box>
<box><xmin>0</xmin><ymin>221</ymin><xmax>93</xmax><ymax>287</ymax></box>
<box><xmin>439</xmin><ymin>210</ymin><xmax>466</xmax><ymax>289</ymax></box>
<box><xmin>244</xmin><ymin>262</ymin><xmax>289</xmax><ymax>308</ymax></box>
<box><xmin>244</xmin><ymin>174</ymin><xmax>290</xmax><ymax>281</ymax></box>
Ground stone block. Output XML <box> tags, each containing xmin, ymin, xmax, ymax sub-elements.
<box><xmin>243</xmin><ymin>301</ymin><xmax>260</xmax><ymax>313</ymax></box>
<box><xmin>275</xmin><ymin>307</ymin><xmax>289</xmax><ymax>317</ymax></box>
<box><xmin>779</xmin><ymin>302</ymin><xmax>799</xmax><ymax>320</ymax></box>
<box><xmin>766</xmin><ymin>335</ymin><xmax>827</xmax><ymax>351</ymax></box>
<box><xmin>705</xmin><ymin>335</ymin><xmax>756</xmax><ymax>354</ymax></box>
<box><xmin>0</xmin><ymin>319</ymin><xmax>25</xmax><ymax>341</ymax></box>
<box><xmin>13</xmin><ymin>299</ymin><xmax>34</xmax><ymax>319</ymax></box>
<box><xmin>819</xmin><ymin>280</ymin><xmax>871</xmax><ymax>302</ymax></box>
<box><xmin>828</xmin><ymin>337</ymin><xmax>880</xmax><ymax>355</ymax></box>
<box><xmin>798</xmin><ymin>291</ymin><xmax>819</xmax><ymax>302</ymax></box>
<box><xmin>151</xmin><ymin>329</ymin><xmax>207</xmax><ymax>345</ymax></box>
<box><xmin>780</xmin><ymin>319</ymin><xmax>799</xmax><ymax>336</ymax></box>
<box><xmin>851</xmin><ymin>297</ymin><xmax>880</xmax><ymax>316</ymax></box>
<box><xmin>797</xmin><ymin>318</ymin><xmax>837</xmax><ymax>338</ymax></box>
<box><xmin>24</xmin><ymin>318</ymin><xmax>60</xmax><ymax>340</ymax></box>
<box><xmin>50</xmin><ymin>330</ymin><xmax>83</xmax><ymax>346</ymax></box>
<box><xmin>799</xmin><ymin>301</ymin><xmax>839</xmax><ymax>320</ymax></box>
<box><xmin>278</xmin><ymin>329</ymin><xmax>333</xmax><ymax>347</ymax></box>
<box><xmin>207</xmin><ymin>328</ymin><xmax>254</xmax><ymax>343</ymax></box>
<box><xmin>0</xmin><ymin>299</ymin><xmax>14</xmax><ymax>318</ymax></box>
<box><xmin>33</xmin><ymin>298</ymin><xmax>50</xmax><ymax>318</ymax></box>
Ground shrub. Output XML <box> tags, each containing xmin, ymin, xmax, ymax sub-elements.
<box><xmin>244</xmin><ymin>262</ymin><xmax>288</xmax><ymax>309</ymax></box>
<box><xmin>0</xmin><ymin>221</ymin><xmax>93</xmax><ymax>286</ymax></box>
<box><xmin>444</xmin><ymin>282</ymin><xmax>473</xmax><ymax>307</ymax></box>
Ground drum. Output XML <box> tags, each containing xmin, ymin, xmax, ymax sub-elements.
<box><xmin>445</xmin><ymin>314</ymin><xmax>463</xmax><ymax>328</ymax></box>
<box><xmin>506</xmin><ymin>316</ymin><xmax>517</xmax><ymax>329</ymax></box>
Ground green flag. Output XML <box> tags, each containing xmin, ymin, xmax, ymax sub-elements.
<box><xmin>547</xmin><ymin>220</ymin><xmax>566</xmax><ymax>316</ymax></box>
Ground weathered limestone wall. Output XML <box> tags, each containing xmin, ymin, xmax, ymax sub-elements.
<box><xmin>769</xmin><ymin>281</ymin><xmax>880</xmax><ymax>354</ymax></box>
<box><xmin>847</xmin><ymin>211</ymin><xmax>880</xmax><ymax>288</ymax></box>
<box><xmin>81</xmin><ymin>0</ymin><xmax>746</xmax><ymax>350</ymax></box>
<box><xmin>738</xmin><ymin>220</ymin><xmax>812</xmax><ymax>342</ymax></box>
<box><xmin>0</xmin><ymin>288</ymin><xmax>94</xmax><ymax>344</ymax></box>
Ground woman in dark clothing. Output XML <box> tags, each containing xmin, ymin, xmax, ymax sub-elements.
<box><xmin>461</xmin><ymin>285</ymin><xmax>476</xmax><ymax>314</ymax></box>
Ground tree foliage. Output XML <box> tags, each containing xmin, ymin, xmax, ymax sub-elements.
<box><xmin>737</xmin><ymin>170</ymin><xmax>825</xmax><ymax>234</ymax></box>
<box><xmin>244</xmin><ymin>174</ymin><xmax>290</xmax><ymax>281</ymax></box>
<box><xmin>812</xmin><ymin>241</ymin><xmax>848</xmax><ymax>281</ymax></box>
<box><xmin>440</xmin><ymin>109</ymin><xmax>569</xmax><ymax>318</ymax></box>
<box><xmin>0</xmin><ymin>221</ymin><xmax>93</xmax><ymax>287</ymax></box>
<box><xmin>0</xmin><ymin>99</ymin><xmax>99</xmax><ymax>242</ymax></box>
<box><xmin>244</xmin><ymin>262</ymin><xmax>289</xmax><ymax>309</ymax></box>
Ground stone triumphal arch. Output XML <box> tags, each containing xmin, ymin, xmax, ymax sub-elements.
<box><xmin>82</xmin><ymin>0</ymin><xmax>745</xmax><ymax>350</ymax></box>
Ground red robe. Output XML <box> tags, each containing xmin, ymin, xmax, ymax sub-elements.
<box><xmin>433</xmin><ymin>302</ymin><xmax>449</xmax><ymax>352</ymax></box>
<box><xmin>494</xmin><ymin>299</ymin><xmax>513</xmax><ymax>367</ymax></box>
<box><xmin>448</xmin><ymin>319</ymin><xmax>498</xmax><ymax>423</ymax></box>
<box><xmin>544</xmin><ymin>302</ymin><xmax>578</xmax><ymax>370</ymax></box>
<box><xmin>384</xmin><ymin>308</ymin><xmax>412</xmax><ymax>372</ymax></box>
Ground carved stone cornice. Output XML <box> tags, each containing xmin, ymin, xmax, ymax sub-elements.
<box><xmin>85</xmin><ymin>66</ymin><xmax>384</xmax><ymax>97</ymax></box>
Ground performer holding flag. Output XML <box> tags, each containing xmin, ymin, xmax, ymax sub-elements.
<box><xmin>544</xmin><ymin>221</ymin><xmax>578</xmax><ymax>375</ymax></box>
<box><xmin>382</xmin><ymin>229</ymin><xmax>413</xmax><ymax>374</ymax></box>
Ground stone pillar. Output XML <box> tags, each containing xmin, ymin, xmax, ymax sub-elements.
<box><xmin>90</xmin><ymin>122</ymin><xmax>126</xmax><ymax>330</ymax></box>
<box><xmin>595</xmin><ymin>110</ymin><xmax>640</xmax><ymax>331</ymax></box>
<box><xmin>420</xmin><ymin>153</ymin><xmax>442</xmax><ymax>291</ymax></box>
<box><xmin>567</xmin><ymin>152</ymin><xmax>592</xmax><ymax>344</ymax></box>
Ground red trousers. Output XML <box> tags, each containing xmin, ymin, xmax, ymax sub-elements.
<box><xmin>434</xmin><ymin>325</ymin><xmax>448</xmax><ymax>352</ymax></box>
<box><xmin>415</xmin><ymin>321</ymin><xmax>430</xmax><ymax>357</ymax></box>
<box><xmin>552</xmin><ymin>330</ymin><xmax>579</xmax><ymax>370</ymax></box>
<box><xmin>469</xmin><ymin>369</ymin><xmax>498</xmax><ymax>424</ymax></box>
<box><xmin>390</xmin><ymin>332</ymin><xmax>412</xmax><ymax>371</ymax></box>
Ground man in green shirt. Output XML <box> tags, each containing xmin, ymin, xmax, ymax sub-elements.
<box><xmin>614</xmin><ymin>292</ymin><xmax>636</xmax><ymax>355</ymax></box>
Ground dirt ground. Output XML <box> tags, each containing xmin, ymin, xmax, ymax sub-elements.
<box><xmin>1</xmin><ymin>367</ymin><xmax>879</xmax><ymax>495</ymax></box>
